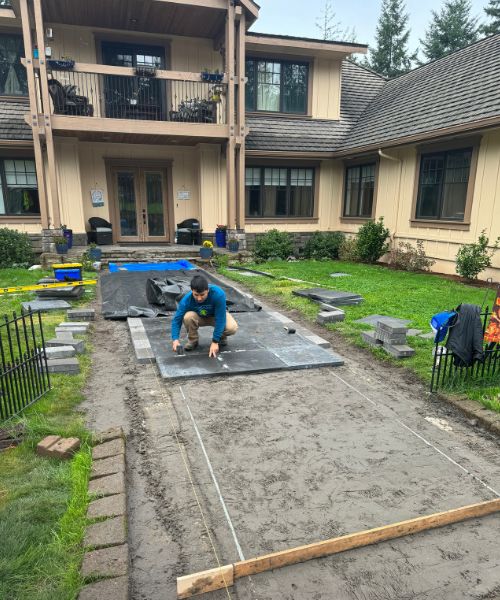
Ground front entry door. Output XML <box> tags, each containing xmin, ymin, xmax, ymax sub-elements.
<box><xmin>113</xmin><ymin>167</ymin><xmax>169</xmax><ymax>243</ymax></box>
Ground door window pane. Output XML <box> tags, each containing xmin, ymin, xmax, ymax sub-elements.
<box><xmin>343</xmin><ymin>164</ymin><xmax>375</xmax><ymax>218</ymax></box>
<box><xmin>146</xmin><ymin>173</ymin><xmax>165</xmax><ymax>236</ymax></box>
<box><xmin>0</xmin><ymin>34</ymin><xmax>28</xmax><ymax>96</ymax></box>
<box><xmin>117</xmin><ymin>171</ymin><xmax>137</xmax><ymax>236</ymax></box>
<box><xmin>257</xmin><ymin>61</ymin><xmax>281</xmax><ymax>111</ymax></box>
<box><xmin>290</xmin><ymin>168</ymin><xmax>313</xmax><ymax>217</ymax></box>
<box><xmin>245</xmin><ymin>167</ymin><xmax>261</xmax><ymax>216</ymax></box>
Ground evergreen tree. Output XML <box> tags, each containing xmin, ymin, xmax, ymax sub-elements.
<box><xmin>315</xmin><ymin>1</ymin><xmax>357</xmax><ymax>42</ymax></box>
<box><xmin>366</xmin><ymin>0</ymin><xmax>414</xmax><ymax>78</ymax></box>
<box><xmin>482</xmin><ymin>0</ymin><xmax>500</xmax><ymax>35</ymax></box>
<box><xmin>421</xmin><ymin>0</ymin><xmax>479</xmax><ymax>61</ymax></box>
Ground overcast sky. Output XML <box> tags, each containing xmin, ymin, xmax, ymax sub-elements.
<box><xmin>250</xmin><ymin>0</ymin><xmax>489</xmax><ymax>55</ymax></box>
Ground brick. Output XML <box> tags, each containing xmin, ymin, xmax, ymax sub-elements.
<box><xmin>383</xmin><ymin>343</ymin><xmax>415</xmax><ymax>359</ymax></box>
<box><xmin>36</xmin><ymin>435</ymin><xmax>62</xmax><ymax>457</ymax></box>
<box><xmin>47</xmin><ymin>358</ymin><xmax>80</xmax><ymax>374</ymax></box>
<box><xmin>46</xmin><ymin>338</ymin><xmax>85</xmax><ymax>353</ymax></box>
<box><xmin>361</xmin><ymin>331</ymin><xmax>383</xmax><ymax>346</ymax></box>
<box><xmin>84</xmin><ymin>516</ymin><xmax>127</xmax><ymax>550</ymax></box>
<box><xmin>67</xmin><ymin>308</ymin><xmax>95</xmax><ymax>321</ymax></box>
<box><xmin>87</xmin><ymin>493</ymin><xmax>126</xmax><ymax>519</ymax></box>
<box><xmin>94</xmin><ymin>427</ymin><xmax>124</xmax><ymax>445</ymax></box>
<box><xmin>91</xmin><ymin>454</ymin><xmax>125</xmax><ymax>479</ymax></box>
<box><xmin>78</xmin><ymin>576</ymin><xmax>128</xmax><ymax>600</ymax></box>
<box><xmin>50</xmin><ymin>437</ymin><xmax>81</xmax><ymax>459</ymax></box>
<box><xmin>89</xmin><ymin>472</ymin><xmax>125</xmax><ymax>497</ymax></box>
<box><xmin>92</xmin><ymin>438</ymin><xmax>125</xmax><ymax>461</ymax></box>
<box><xmin>316</xmin><ymin>309</ymin><xmax>345</xmax><ymax>324</ymax></box>
<box><xmin>44</xmin><ymin>346</ymin><xmax>76</xmax><ymax>359</ymax></box>
<box><xmin>81</xmin><ymin>544</ymin><xmax>128</xmax><ymax>579</ymax></box>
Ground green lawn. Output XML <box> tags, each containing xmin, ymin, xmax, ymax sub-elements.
<box><xmin>221</xmin><ymin>260</ymin><xmax>499</xmax><ymax>413</ymax></box>
<box><xmin>0</xmin><ymin>268</ymin><xmax>95</xmax><ymax>600</ymax></box>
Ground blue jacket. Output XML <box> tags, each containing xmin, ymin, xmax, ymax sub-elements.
<box><xmin>171</xmin><ymin>285</ymin><xmax>227</xmax><ymax>342</ymax></box>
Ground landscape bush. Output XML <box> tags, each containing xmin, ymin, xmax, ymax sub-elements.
<box><xmin>455</xmin><ymin>230</ymin><xmax>500</xmax><ymax>280</ymax></box>
<box><xmin>0</xmin><ymin>228</ymin><xmax>34</xmax><ymax>268</ymax></box>
<box><xmin>254</xmin><ymin>229</ymin><xmax>294</xmax><ymax>261</ymax></box>
<box><xmin>338</xmin><ymin>236</ymin><xmax>360</xmax><ymax>262</ymax></box>
<box><xmin>389</xmin><ymin>240</ymin><xmax>435</xmax><ymax>272</ymax></box>
<box><xmin>303</xmin><ymin>231</ymin><xmax>345</xmax><ymax>260</ymax></box>
<box><xmin>355</xmin><ymin>217</ymin><xmax>390</xmax><ymax>263</ymax></box>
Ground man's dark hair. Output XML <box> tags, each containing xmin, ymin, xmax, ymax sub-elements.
<box><xmin>190</xmin><ymin>275</ymin><xmax>209</xmax><ymax>293</ymax></box>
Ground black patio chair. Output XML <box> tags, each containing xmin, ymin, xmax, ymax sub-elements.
<box><xmin>48</xmin><ymin>78</ymin><xmax>94</xmax><ymax>117</ymax></box>
<box><xmin>87</xmin><ymin>217</ymin><xmax>113</xmax><ymax>245</ymax></box>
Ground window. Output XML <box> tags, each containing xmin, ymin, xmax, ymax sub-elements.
<box><xmin>416</xmin><ymin>148</ymin><xmax>472</xmax><ymax>221</ymax></box>
<box><xmin>245</xmin><ymin>58</ymin><xmax>308</xmax><ymax>114</ymax></box>
<box><xmin>0</xmin><ymin>33</ymin><xmax>28</xmax><ymax>96</ymax></box>
<box><xmin>343</xmin><ymin>163</ymin><xmax>376</xmax><ymax>218</ymax></box>
<box><xmin>0</xmin><ymin>159</ymin><xmax>40</xmax><ymax>216</ymax></box>
<box><xmin>245</xmin><ymin>167</ymin><xmax>314</xmax><ymax>218</ymax></box>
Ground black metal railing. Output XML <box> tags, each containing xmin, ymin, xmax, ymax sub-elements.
<box><xmin>430</xmin><ymin>308</ymin><xmax>500</xmax><ymax>392</ymax></box>
<box><xmin>0</xmin><ymin>310</ymin><xmax>51</xmax><ymax>422</ymax></box>
<box><xmin>48</xmin><ymin>70</ymin><xmax>227</xmax><ymax>124</ymax></box>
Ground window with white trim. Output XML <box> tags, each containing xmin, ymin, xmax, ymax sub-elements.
<box><xmin>0</xmin><ymin>159</ymin><xmax>40</xmax><ymax>216</ymax></box>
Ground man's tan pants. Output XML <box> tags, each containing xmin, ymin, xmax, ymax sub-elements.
<box><xmin>183</xmin><ymin>311</ymin><xmax>238</xmax><ymax>343</ymax></box>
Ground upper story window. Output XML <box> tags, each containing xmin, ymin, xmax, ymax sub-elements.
<box><xmin>343</xmin><ymin>163</ymin><xmax>376</xmax><ymax>218</ymax></box>
<box><xmin>0</xmin><ymin>33</ymin><xmax>28</xmax><ymax>96</ymax></box>
<box><xmin>416</xmin><ymin>147</ymin><xmax>472</xmax><ymax>221</ymax></box>
<box><xmin>0</xmin><ymin>159</ymin><xmax>40</xmax><ymax>216</ymax></box>
<box><xmin>245</xmin><ymin>58</ymin><xmax>309</xmax><ymax>114</ymax></box>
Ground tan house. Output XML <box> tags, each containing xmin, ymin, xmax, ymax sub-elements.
<box><xmin>0</xmin><ymin>0</ymin><xmax>499</xmax><ymax>278</ymax></box>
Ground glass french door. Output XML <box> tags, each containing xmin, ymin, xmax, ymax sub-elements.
<box><xmin>113</xmin><ymin>167</ymin><xmax>169</xmax><ymax>242</ymax></box>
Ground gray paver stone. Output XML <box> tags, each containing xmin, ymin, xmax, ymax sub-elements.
<box><xmin>55</xmin><ymin>331</ymin><xmax>75</xmax><ymax>341</ymax></box>
<box><xmin>56</xmin><ymin>327</ymin><xmax>87</xmax><ymax>336</ymax></box>
<box><xmin>407</xmin><ymin>329</ymin><xmax>423</xmax><ymax>336</ymax></box>
<box><xmin>47</xmin><ymin>357</ymin><xmax>80</xmax><ymax>374</ymax></box>
<box><xmin>78</xmin><ymin>576</ymin><xmax>128</xmax><ymax>600</ymax></box>
<box><xmin>46</xmin><ymin>338</ymin><xmax>85</xmax><ymax>353</ymax></box>
<box><xmin>44</xmin><ymin>346</ymin><xmax>76</xmax><ymax>359</ymax></box>
<box><xmin>58</xmin><ymin>321</ymin><xmax>90</xmax><ymax>328</ymax></box>
<box><xmin>361</xmin><ymin>331</ymin><xmax>383</xmax><ymax>346</ymax></box>
<box><xmin>377</xmin><ymin>320</ymin><xmax>409</xmax><ymax>334</ymax></box>
<box><xmin>67</xmin><ymin>308</ymin><xmax>95</xmax><ymax>322</ymax></box>
<box><xmin>94</xmin><ymin>426</ymin><xmax>124</xmax><ymax>444</ymax></box>
<box><xmin>22</xmin><ymin>300</ymin><xmax>71</xmax><ymax>312</ymax></box>
<box><xmin>87</xmin><ymin>493</ymin><xmax>126</xmax><ymax>519</ymax></box>
<box><xmin>92</xmin><ymin>438</ymin><xmax>125</xmax><ymax>460</ymax></box>
<box><xmin>81</xmin><ymin>544</ymin><xmax>128</xmax><ymax>579</ymax></box>
<box><xmin>84</xmin><ymin>516</ymin><xmax>127</xmax><ymax>550</ymax></box>
<box><xmin>383</xmin><ymin>343</ymin><xmax>416</xmax><ymax>358</ymax></box>
<box><xmin>375</xmin><ymin>329</ymin><xmax>408</xmax><ymax>345</ymax></box>
<box><xmin>91</xmin><ymin>454</ymin><xmax>125</xmax><ymax>479</ymax></box>
<box><xmin>419</xmin><ymin>332</ymin><xmax>436</xmax><ymax>340</ymax></box>
<box><xmin>316</xmin><ymin>310</ymin><xmax>345</xmax><ymax>324</ymax></box>
<box><xmin>304</xmin><ymin>334</ymin><xmax>331</xmax><ymax>349</ymax></box>
<box><xmin>89</xmin><ymin>472</ymin><xmax>125</xmax><ymax>497</ymax></box>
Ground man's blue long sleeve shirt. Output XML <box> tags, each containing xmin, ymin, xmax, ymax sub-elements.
<box><xmin>171</xmin><ymin>285</ymin><xmax>227</xmax><ymax>342</ymax></box>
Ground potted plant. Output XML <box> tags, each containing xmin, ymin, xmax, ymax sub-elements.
<box><xmin>61</xmin><ymin>224</ymin><xmax>73</xmax><ymax>249</ymax></box>
<box><xmin>54</xmin><ymin>235</ymin><xmax>68</xmax><ymax>255</ymax></box>
<box><xmin>215</xmin><ymin>225</ymin><xmax>227</xmax><ymax>248</ymax></box>
<box><xmin>88</xmin><ymin>242</ymin><xmax>102</xmax><ymax>261</ymax></box>
<box><xmin>228</xmin><ymin>237</ymin><xmax>239</xmax><ymax>253</ymax></box>
<box><xmin>199</xmin><ymin>240</ymin><xmax>214</xmax><ymax>259</ymax></box>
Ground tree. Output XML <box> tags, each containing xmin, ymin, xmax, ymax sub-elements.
<box><xmin>315</xmin><ymin>1</ymin><xmax>357</xmax><ymax>43</ymax></box>
<box><xmin>366</xmin><ymin>0</ymin><xmax>414</xmax><ymax>78</ymax></box>
<box><xmin>421</xmin><ymin>0</ymin><xmax>479</xmax><ymax>62</ymax></box>
<box><xmin>482</xmin><ymin>0</ymin><xmax>500</xmax><ymax>35</ymax></box>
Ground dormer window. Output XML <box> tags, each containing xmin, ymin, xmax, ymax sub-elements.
<box><xmin>245</xmin><ymin>58</ymin><xmax>308</xmax><ymax>114</ymax></box>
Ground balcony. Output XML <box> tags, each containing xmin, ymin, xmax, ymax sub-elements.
<box><xmin>45</xmin><ymin>63</ymin><xmax>229</xmax><ymax>144</ymax></box>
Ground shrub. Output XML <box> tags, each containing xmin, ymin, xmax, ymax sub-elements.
<box><xmin>389</xmin><ymin>240</ymin><xmax>435</xmax><ymax>272</ymax></box>
<box><xmin>338</xmin><ymin>236</ymin><xmax>360</xmax><ymax>262</ymax></box>
<box><xmin>254</xmin><ymin>229</ymin><xmax>293</xmax><ymax>262</ymax></box>
<box><xmin>455</xmin><ymin>230</ymin><xmax>500</xmax><ymax>280</ymax></box>
<box><xmin>356</xmin><ymin>217</ymin><xmax>390</xmax><ymax>263</ymax></box>
<box><xmin>0</xmin><ymin>227</ymin><xmax>34</xmax><ymax>268</ymax></box>
<box><xmin>303</xmin><ymin>231</ymin><xmax>345</xmax><ymax>260</ymax></box>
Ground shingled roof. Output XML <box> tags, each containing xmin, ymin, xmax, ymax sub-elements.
<box><xmin>0</xmin><ymin>100</ymin><xmax>32</xmax><ymax>141</ymax></box>
<box><xmin>246</xmin><ymin>61</ymin><xmax>385</xmax><ymax>153</ymax></box>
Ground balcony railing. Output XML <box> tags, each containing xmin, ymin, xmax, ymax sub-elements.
<box><xmin>47</xmin><ymin>67</ymin><xmax>227</xmax><ymax>125</ymax></box>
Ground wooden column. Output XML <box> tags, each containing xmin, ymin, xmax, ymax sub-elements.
<box><xmin>33</xmin><ymin>0</ymin><xmax>61</xmax><ymax>227</ymax></box>
<box><xmin>225</xmin><ymin>0</ymin><xmax>236</xmax><ymax>230</ymax></box>
<box><xmin>19</xmin><ymin>0</ymin><xmax>49</xmax><ymax>228</ymax></box>
<box><xmin>235</xmin><ymin>9</ymin><xmax>246</xmax><ymax>230</ymax></box>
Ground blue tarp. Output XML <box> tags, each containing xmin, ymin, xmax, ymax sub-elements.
<box><xmin>108</xmin><ymin>260</ymin><xmax>195</xmax><ymax>273</ymax></box>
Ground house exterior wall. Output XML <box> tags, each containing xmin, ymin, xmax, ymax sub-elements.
<box><xmin>311</xmin><ymin>58</ymin><xmax>341</xmax><ymax>120</ymax></box>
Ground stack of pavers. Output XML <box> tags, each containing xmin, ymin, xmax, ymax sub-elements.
<box><xmin>362</xmin><ymin>318</ymin><xmax>415</xmax><ymax>358</ymax></box>
<box><xmin>44</xmin><ymin>308</ymin><xmax>95</xmax><ymax>374</ymax></box>
<box><xmin>292</xmin><ymin>288</ymin><xmax>364</xmax><ymax>325</ymax></box>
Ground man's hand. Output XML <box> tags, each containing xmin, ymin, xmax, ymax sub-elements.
<box><xmin>172</xmin><ymin>340</ymin><xmax>181</xmax><ymax>353</ymax></box>
<box><xmin>209</xmin><ymin>342</ymin><xmax>219</xmax><ymax>358</ymax></box>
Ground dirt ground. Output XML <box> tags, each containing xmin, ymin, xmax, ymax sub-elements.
<box><xmin>82</xmin><ymin>288</ymin><xmax>500</xmax><ymax>600</ymax></box>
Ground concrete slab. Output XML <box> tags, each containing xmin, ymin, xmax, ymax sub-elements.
<box><xmin>92</xmin><ymin>438</ymin><xmax>125</xmax><ymax>460</ymax></box>
<box><xmin>91</xmin><ymin>455</ymin><xmax>125</xmax><ymax>479</ymax></box>
<box><xmin>420</xmin><ymin>332</ymin><xmax>436</xmax><ymax>340</ymax></box>
<box><xmin>330</xmin><ymin>272</ymin><xmax>351</xmax><ymax>277</ymax></box>
<box><xmin>78</xmin><ymin>576</ymin><xmax>128</xmax><ymax>600</ymax></box>
<box><xmin>361</xmin><ymin>330</ymin><xmax>383</xmax><ymax>346</ymax></box>
<box><xmin>55</xmin><ymin>327</ymin><xmax>87</xmax><ymax>336</ymax></box>
<box><xmin>407</xmin><ymin>329</ymin><xmax>423</xmax><ymax>337</ymax></box>
<box><xmin>383</xmin><ymin>343</ymin><xmax>416</xmax><ymax>358</ymax></box>
<box><xmin>81</xmin><ymin>544</ymin><xmax>128</xmax><ymax>579</ymax></box>
<box><xmin>84</xmin><ymin>516</ymin><xmax>127</xmax><ymax>550</ymax></box>
<box><xmin>127</xmin><ymin>318</ymin><xmax>154</xmax><ymax>363</ymax></box>
<box><xmin>44</xmin><ymin>346</ymin><xmax>76</xmax><ymax>359</ymax></box>
<box><xmin>304</xmin><ymin>334</ymin><xmax>331</xmax><ymax>349</ymax></box>
<box><xmin>46</xmin><ymin>358</ymin><xmax>80</xmax><ymax>374</ymax></box>
<box><xmin>293</xmin><ymin>288</ymin><xmax>363</xmax><ymax>306</ymax></box>
<box><xmin>58</xmin><ymin>322</ymin><xmax>90</xmax><ymax>329</ymax></box>
<box><xmin>354</xmin><ymin>314</ymin><xmax>412</xmax><ymax>328</ymax></box>
<box><xmin>67</xmin><ymin>308</ymin><xmax>95</xmax><ymax>321</ymax></box>
<box><xmin>22</xmin><ymin>300</ymin><xmax>71</xmax><ymax>312</ymax></box>
<box><xmin>89</xmin><ymin>472</ymin><xmax>126</xmax><ymax>497</ymax></box>
<box><xmin>317</xmin><ymin>309</ymin><xmax>345</xmax><ymax>324</ymax></box>
<box><xmin>46</xmin><ymin>338</ymin><xmax>84</xmax><ymax>353</ymax></box>
<box><xmin>87</xmin><ymin>493</ymin><xmax>126</xmax><ymax>519</ymax></box>
<box><xmin>93</xmin><ymin>426</ymin><xmax>124</xmax><ymax>445</ymax></box>
<box><xmin>55</xmin><ymin>331</ymin><xmax>75</xmax><ymax>341</ymax></box>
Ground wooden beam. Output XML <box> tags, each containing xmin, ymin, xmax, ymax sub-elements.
<box><xmin>19</xmin><ymin>0</ymin><xmax>49</xmax><ymax>229</ymax></box>
<box><xmin>225</xmin><ymin>0</ymin><xmax>236</xmax><ymax>230</ymax></box>
<box><xmin>0</xmin><ymin>7</ymin><xmax>16</xmax><ymax>18</ymax></box>
<box><xmin>50</xmin><ymin>115</ymin><xmax>229</xmax><ymax>139</ymax></box>
<box><xmin>153</xmin><ymin>0</ymin><xmax>226</xmax><ymax>9</ymax></box>
<box><xmin>177</xmin><ymin>498</ymin><xmax>500</xmax><ymax>598</ymax></box>
<box><xmin>177</xmin><ymin>564</ymin><xmax>233</xmax><ymax>600</ymax></box>
<box><xmin>235</xmin><ymin>10</ymin><xmax>246</xmax><ymax>229</ymax></box>
<box><xmin>246</xmin><ymin>33</ymin><xmax>368</xmax><ymax>56</ymax></box>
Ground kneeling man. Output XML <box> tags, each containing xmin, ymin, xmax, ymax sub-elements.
<box><xmin>171</xmin><ymin>275</ymin><xmax>238</xmax><ymax>358</ymax></box>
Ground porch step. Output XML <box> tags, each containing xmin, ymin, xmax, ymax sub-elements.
<box><xmin>99</xmin><ymin>246</ymin><xmax>201</xmax><ymax>265</ymax></box>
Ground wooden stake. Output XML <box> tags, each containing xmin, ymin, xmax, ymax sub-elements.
<box><xmin>177</xmin><ymin>498</ymin><xmax>500</xmax><ymax>598</ymax></box>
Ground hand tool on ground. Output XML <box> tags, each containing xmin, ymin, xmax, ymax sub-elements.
<box><xmin>284</xmin><ymin>326</ymin><xmax>296</xmax><ymax>334</ymax></box>
<box><xmin>176</xmin><ymin>344</ymin><xmax>184</xmax><ymax>356</ymax></box>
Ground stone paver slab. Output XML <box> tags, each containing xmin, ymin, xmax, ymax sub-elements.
<box><xmin>87</xmin><ymin>493</ymin><xmax>126</xmax><ymax>519</ymax></box>
<box><xmin>92</xmin><ymin>438</ymin><xmax>125</xmax><ymax>460</ymax></box>
<box><xmin>84</xmin><ymin>516</ymin><xmax>127</xmax><ymax>549</ymax></box>
<box><xmin>47</xmin><ymin>358</ymin><xmax>80</xmax><ymax>374</ymax></box>
<box><xmin>78</xmin><ymin>576</ymin><xmax>128</xmax><ymax>600</ymax></box>
<box><xmin>94</xmin><ymin>426</ymin><xmax>124</xmax><ymax>444</ymax></box>
<box><xmin>81</xmin><ymin>544</ymin><xmax>128</xmax><ymax>579</ymax></box>
<box><xmin>44</xmin><ymin>345</ymin><xmax>76</xmax><ymax>359</ymax></box>
<box><xmin>91</xmin><ymin>454</ymin><xmax>125</xmax><ymax>479</ymax></box>
<box><xmin>89</xmin><ymin>472</ymin><xmax>125</xmax><ymax>497</ymax></box>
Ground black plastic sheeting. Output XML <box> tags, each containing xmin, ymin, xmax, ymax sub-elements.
<box><xmin>101</xmin><ymin>268</ymin><xmax>260</xmax><ymax>319</ymax></box>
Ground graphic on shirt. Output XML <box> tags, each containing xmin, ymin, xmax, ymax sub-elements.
<box><xmin>200</xmin><ymin>308</ymin><xmax>209</xmax><ymax>317</ymax></box>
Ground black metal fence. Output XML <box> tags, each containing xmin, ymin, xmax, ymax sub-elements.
<box><xmin>430</xmin><ymin>308</ymin><xmax>500</xmax><ymax>392</ymax></box>
<box><xmin>0</xmin><ymin>310</ymin><xmax>51</xmax><ymax>422</ymax></box>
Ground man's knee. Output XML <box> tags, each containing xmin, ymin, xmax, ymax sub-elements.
<box><xmin>225</xmin><ymin>315</ymin><xmax>238</xmax><ymax>336</ymax></box>
<box><xmin>183</xmin><ymin>311</ymin><xmax>199</xmax><ymax>326</ymax></box>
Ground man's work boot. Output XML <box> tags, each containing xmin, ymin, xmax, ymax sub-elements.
<box><xmin>184</xmin><ymin>340</ymin><xmax>199</xmax><ymax>351</ymax></box>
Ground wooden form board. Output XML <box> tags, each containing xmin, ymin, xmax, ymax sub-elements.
<box><xmin>177</xmin><ymin>498</ymin><xmax>500</xmax><ymax>599</ymax></box>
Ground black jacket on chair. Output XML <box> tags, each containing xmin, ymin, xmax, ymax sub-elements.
<box><xmin>446</xmin><ymin>304</ymin><xmax>485</xmax><ymax>367</ymax></box>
